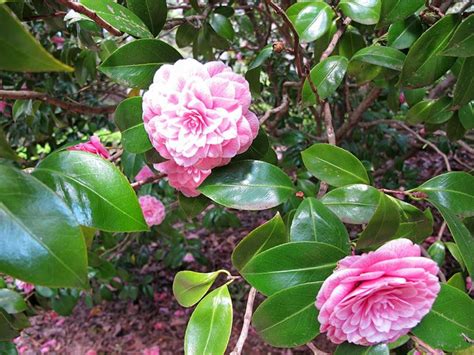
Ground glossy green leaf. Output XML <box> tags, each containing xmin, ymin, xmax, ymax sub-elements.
<box><xmin>447</xmin><ymin>272</ymin><xmax>466</xmax><ymax>291</ymax></box>
<box><xmin>173</xmin><ymin>270</ymin><xmax>225</xmax><ymax>307</ymax></box>
<box><xmin>184</xmin><ymin>285</ymin><xmax>232</xmax><ymax>355</ymax></box>
<box><xmin>335</xmin><ymin>343</ymin><xmax>389</xmax><ymax>355</ymax></box>
<box><xmin>178</xmin><ymin>193</ymin><xmax>209</xmax><ymax>220</ymax></box>
<box><xmin>290</xmin><ymin>197</ymin><xmax>350</xmax><ymax>253</ymax></box>
<box><xmin>0</xmin><ymin>165</ymin><xmax>87</xmax><ymax>288</ymax></box>
<box><xmin>445</xmin><ymin>242</ymin><xmax>466</xmax><ymax>271</ymax></box>
<box><xmin>338</xmin><ymin>26</ymin><xmax>365</xmax><ymax>59</ymax></box>
<box><xmin>392</xmin><ymin>199</ymin><xmax>433</xmax><ymax>243</ymax></box>
<box><xmin>232</xmin><ymin>213</ymin><xmax>287</xmax><ymax>271</ymax></box>
<box><xmin>114</xmin><ymin>97</ymin><xmax>152</xmax><ymax>153</ymax></box>
<box><xmin>459</xmin><ymin>102</ymin><xmax>474</xmax><ymax>130</ymax></box>
<box><xmin>287</xmin><ymin>1</ymin><xmax>334</xmax><ymax>42</ymax></box>
<box><xmin>453</xmin><ymin>57</ymin><xmax>474</xmax><ymax>107</ymax></box>
<box><xmin>80</xmin><ymin>0</ymin><xmax>152</xmax><ymax>38</ymax></box>
<box><xmin>302</xmin><ymin>143</ymin><xmax>369</xmax><ymax>187</ymax></box>
<box><xmin>339</xmin><ymin>0</ymin><xmax>381</xmax><ymax>25</ymax></box>
<box><xmin>246</xmin><ymin>45</ymin><xmax>273</xmax><ymax>95</ymax></box>
<box><xmin>351</xmin><ymin>45</ymin><xmax>406</xmax><ymax>71</ymax></box>
<box><xmin>209</xmin><ymin>13</ymin><xmax>234</xmax><ymax>41</ymax></box>
<box><xmin>33</xmin><ymin>151</ymin><xmax>148</xmax><ymax>232</ymax></box>
<box><xmin>415</xmin><ymin>172</ymin><xmax>474</xmax><ymax>216</ymax></box>
<box><xmin>302</xmin><ymin>56</ymin><xmax>348</xmax><ymax>103</ymax></box>
<box><xmin>357</xmin><ymin>193</ymin><xmax>400</xmax><ymax>249</ymax></box>
<box><xmin>442</xmin><ymin>14</ymin><xmax>474</xmax><ymax>57</ymax></box>
<box><xmin>241</xmin><ymin>242</ymin><xmax>346</xmax><ymax>296</ymax></box>
<box><xmin>199</xmin><ymin>160</ymin><xmax>294</xmax><ymax>211</ymax></box>
<box><xmin>0</xmin><ymin>290</ymin><xmax>26</xmax><ymax>314</ymax></box>
<box><xmin>252</xmin><ymin>282</ymin><xmax>322</xmax><ymax>347</ymax></box>
<box><xmin>406</xmin><ymin>97</ymin><xmax>453</xmax><ymax>124</ymax></box>
<box><xmin>314</xmin><ymin>20</ymin><xmax>337</xmax><ymax>62</ymax></box>
<box><xmin>126</xmin><ymin>0</ymin><xmax>167</xmax><ymax>37</ymax></box>
<box><xmin>0</xmin><ymin>5</ymin><xmax>72</xmax><ymax>72</ymax></box>
<box><xmin>99</xmin><ymin>39</ymin><xmax>182</xmax><ymax>88</ymax></box>
<box><xmin>388</xmin><ymin>16</ymin><xmax>423</xmax><ymax>50</ymax></box>
<box><xmin>400</xmin><ymin>14</ymin><xmax>460</xmax><ymax>88</ymax></box>
<box><xmin>321</xmin><ymin>184</ymin><xmax>380</xmax><ymax>224</ymax></box>
<box><xmin>412</xmin><ymin>284</ymin><xmax>474</xmax><ymax>351</ymax></box>
<box><xmin>235</xmin><ymin>128</ymin><xmax>271</xmax><ymax>162</ymax></box>
<box><xmin>428</xmin><ymin>241</ymin><xmax>446</xmax><ymax>266</ymax></box>
<box><xmin>378</xmin><ymin>0</ymin><xmax>424</xmax><ymax>27</ymax></box>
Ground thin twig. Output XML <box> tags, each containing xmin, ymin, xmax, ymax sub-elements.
<box><xmin>230</xmin><ymin>287</ymin><xmax>257</xmax><ymax>355</ymax></box>
<box><xmin>131</xmin><ymin>173</ymin><xmax>165</xmax><ymax>190</ymax></box>
<box><xmin>428</xmin><ymin>74</ymin><xmax>456</xmax><ymax>99</ymax></box>
<box><xmin>457</xmin><ymin>140</ymin><xmax>474</xmax><ymax>155</ymax></box>
<box><xmin>0</xmin><ymin>90</ymin><xmax>115</xmax><ymax>115</ymax></box>
<box><xmin>306</xmin><ymin>341</ymin><xmax>330</xmax><ymax>355</ymax></box>
<box><xmin>259</xmin><ymin>95</ymin><xmax>290</xmax><ymax>124</ymax></box>
<box><xmin>437</xmin><ymin>221</ymin><xmax>447</xmax><ymax>241</ymax></box>
<box><xmin>322</xmin><ymin>102</ymin><xmax>336</xmax><ymax>145</ymax></box>
<box><xmin>320</xmin><ymin>17</ymin><xmax>352</xmax><ymax>62</ymax></box>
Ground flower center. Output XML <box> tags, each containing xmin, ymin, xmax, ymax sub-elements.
<box><xmin>183</xmin><ymin>110</ymin><xmax>205</xmax><ymax>135</ymax></box>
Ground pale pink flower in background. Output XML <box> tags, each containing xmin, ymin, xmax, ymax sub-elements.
<box><xmin>85</xmin><ymin>350</ymin><xmax>97</xmax><ymax>355</ymax></box>
<box><xmin>51</xmin><ymin>35</ymin><xmax>65</xmax><ymax>49</ymax></box>
<box><xmin>0</xmin><ymin>101</ymin><xmax>7</xmax><ymax>113</ymax></box>
<box><xmin>68</xmin><ymin>135</ymin><xmax>109</xmax><ymax>159</ymax></box>
<box><xmin>154</xmin><ymin>160</ymin><xmax>210</xmax><ymax>197</ymax></box>
<box><xmin>316</xmin><ymin>238</ymin><xmax>440</xmax><ymax>346</ymax></box>
<box><xmin>183</xmin><ymin>253</ymin><xmax>195</xmax><ymax>263</ymax></box>
<box><xmin>142</xmin><ymin>58</ymin><xmax>258</xmax><ymax>170</ymax></box>
<box><xmin>40</xmin><ymin>339</ymin><xmax>58</xmax><ymax>354</ymax></box>
<box><xmin>15</xmin><ymin>280</ymin><xmax>35</xmax><ymax>294</ymax></box>
<box><xmin>399</xmin><ymin>91</ymin><xmax>406</xmax><ymax>104</ymax></box>
<box><xmin>135</xmin><ymin>165</ymin><xmax>155</xmax><ymax>181</ymax></box>
<box><xmin>143</xmin><ymin>346</ymin><xmax>160</xmax><ymax>355</ymax></box>
<box><xmin>139</xmin><ymin>195</ymin><xmax>165</xmax><ymax>227</ymax></box>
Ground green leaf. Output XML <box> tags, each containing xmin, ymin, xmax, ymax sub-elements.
<box><xmin>232</xmin><ymin>213</ymin><xmax>288</xmax><ymax>271</ymax></box>
<box><xmin>321</xmin><ymin>184</ymin><xmax>380</xmax><ymax>224</ymax></box>
<box><xmin>415</xmin><ymin>172</ymin><xmax>474</xmax><ymax>216</ymax></box>
<box><xmin>199</xmin><ymin>160</ymin><xmax>295</xmax><ymax>211</ymax></box>
<box><xmin>173</xmin><ymin>270</ymin><xmax>225</xmax><ymax>307</ymax></box>
<box><xmin>400</xmin><ymin>14</ymin><xmax>460</xmax><ymax>88</ymax></box>
<box><xmin>428</xmin><ymin>241</ymin><xmax>446</xmax><ymax>266</ymax></box>
<box><xmin>178</xmin><ymin>193</ymin><xmax>209</xmax><ymax>220</ymax></box>
<box><xmin>51</xmin><ymin>291</ymin><xmax>79</xmax><ymax>316</ymax></box>
<box><xmin>209</xmin><ymin>13</ymin><xmax>234</xmax><ymax>41</ymax></box>
<box><xmin>431</xmin><ymin>202</ymin><xmax>474</xmax><ymax>278</ymax></box>
<box><xmin>445</xmin><ymin>242</ymin><xmax>466</xmax><ymax>271</ymax></box>
<box><xmin>302</xmin><ymin>143</ymin><xmax>369</xmax><ymax>187</ymax></box>
<box><xmin>176</xmin><ymin>22</ymin><xmax>197</xmax><ymax>48</ymax></box>
<box><xmin>338</xmin><ymin>26</ymin><xmax>365</xmax><ymax>59</ymax></box>
<box><xmin>447</xmin><ymin>113</ymin><xmax>467</xmax><ymax>141</ymax></box>
<box><xmin>412</xmin><ymin>284</ymin><xmax>474</xmax><ymax>351</ymax></box>
<box><xmin>447</xmin><ymin>272</ymin><xmax>466</xmax><ymax>291</ymax></box>
<box><xmin>335</xmin><ymin>343</ymin><xmax>389</xmax><ymax>355</ymax></box>
<box><xmin>252</xmin><ymin>282</ymin><xmax>322</xmax><ymax>348</ymax></box>
<box><xmin>0</xmin><ymin>165</ymin><xmax>87</xmax><ymax>288</ymax></box>
<box><xmin>392</xmin><ymin>199</ymin><xmax>433</xmax><ymax>243</ymax></box>
<box><xmin>0</xmin><ymin>311</ymin><xmax>19</xmax><ymax>341</ymax></box>
<box><xmin>0</xmin><ymin>128</ymin><xmax>17</xmax><ymax>161</ymax></box>
<box><xmin>0</xmin><ymin>341</ymin><xmax>17</xmax><ymax>355</ymax></box>
<box><xmin>351</xmin><ymin>45</ymin><xmax>406</xmax><ymax>71</ymax></box>
<box><xmin>338</xmin><ymin>0</ymin><xmax>381</xmax><ymax>25</ymax></box>
<box><xmin>184</xmin><ymin>285</ymin><xmax>232</xmax><ymax>355</ymax></box>
<box><xmin>99</xmin><ymin>39</ymin><xmax>182</xmax><ymax>89</ymax></box>
<box><xmin>356</xmin><ymin>193</ymin><xmax>400</xmax><ymax>249</ymax></box>
<box><xmin>114</xmin><ymin>97</ymin><xmax>152</xmax><ymax>153</ymax></box>
<box><xmin>240</xmin><ymin>241</ymin><xmax>346</xmax><ymax>296</ymax></box>
<box><xmin>388</xmin><ymin>16</ymin><xmax>423</xmax><ymax>50</ymax></box>
<box><xmin>459</xmin><ymin>102</ymin><xmax>474</xmax><ymax>130</ymax></box>
<box><xmin>246</xmin><ymin>45</ymin><xmax>273</xmax><ymax>95</ymax></box>
<box><xmin>442</xmin><ymin>14</ymin><xmax>474</xmax><ymax>57</ymax></box>
<box><xmin>0</xmin><ymin>290</ymin><xmax>26</xmax><ymax>314</ymax></box>
<box><xmin>453</xmin><ymin>57</ymin><xmax>474</xmax><ymax>107</ymax></box>
<box><xmin>234</xmin><ymin>128</ymin><xmax>271</xmax><ymax>162</ymax></box>
<box><xmin>0</xmin><ymin>5</ymin><xmax>72</xmax><ymax>72</ymax></box>
<box><xmin>406</xmin><ymin>97</ymin><xmax>453</xmax><ymax>124</ymax></box>
<box><xmin>290</xmin><ymin>197</ymin><xmax>350</xmax><ymax>254</ymax></box>
<box><xmin>378</xmin><ymin>0</ymin><xmax>424</xmax><ymax>27</ymax></box>
<box><xmin>286</xmin><ymin>1</ymin><xmax>334</xmax><ymax>42</ymax></box>
<box><xmin>33</xmin><ymin>151</ymin><xmax>148</xmax><ymax>232</ymax></box>
<box><xmin>80</xmin><ymin>0</ymin><xmax>152</xmax><ymax>38</ymax></box>
<box><xmin>126</xmin><ymin>0</ymin><xmax>167</xmax><ymax>37</ymax></box>
<box><xmin>302</xmin><ymin>56</ymin><xmax>348</xmax><ymax>103</ymax></box>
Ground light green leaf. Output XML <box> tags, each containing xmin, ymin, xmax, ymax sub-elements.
<box><xmin>406</xmin><ymin>97</ymin><xmax>453</xmax><ymax>124</ymax></box>
<box><xmin>287</xmin><ymin>1</ymin><xmax>334</xmax><ymax>42</ymax></box>
<box><xmin>351</xmin><ymin>45</ymin><xmax>406</xmax><ymax>71</ymax></box>
<box><xmin>0</xmin><ymin>289</ymin><xmax>27</xmax><ymax>314</ymax></box>
<box><xmin>173</xmin><ymin>270</ymin><xmax>226</xmax><ymax>307</ymax></box>
<box><xmin>339</xmin><ymin>0</ymin><xmax>381</xmax><ymax>25</ymax></box>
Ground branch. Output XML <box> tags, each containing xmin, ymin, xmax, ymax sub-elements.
<box><xmin>56</xmin><ymin>0</ymin><xmax>123</xmax><ymax>36</ymax></box>
<box><xmin>259</xmin><ymin>94</ymin><xmax>290</xmax><ymax>124</ymax></box>
<box><xmin>307</xmin><ymin>341</ymin><xmax>330</xmax><ymax>355</ymax></box>
<box><xmin>322</xmin><ymin>102</ymin><xmax>336</xmax><ymax>145</ymax></box>
<box><xmin>428</xmin><ymin>74</ymin><xmax>456</xmax><ymax>99</ymax></box>
<box><xmin>0</xmin><ymin>90</ymin><xmax>115</xmax><ymax>115</ymax></box>
<box><xmin>320</xmin><ymin>17</ymin><xmax>352</xmax><ymax>62</ymax></box>
<box><xmin>131</xmin><ymin>173</ymin><xmax>165</xmax><ymax>190</ymax></box>
<box><xmin>230</xmin><ymin>287</ymin><xmax>257</xmax><ymax>355</ymax></box>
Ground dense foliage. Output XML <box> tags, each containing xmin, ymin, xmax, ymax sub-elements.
<box><xmin>0</xmin><ymin>0</ymin><xmax>473</xmax><ymax>354</ymax></box>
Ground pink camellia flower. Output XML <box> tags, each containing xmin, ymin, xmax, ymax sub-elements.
<box><xmin>0</xmin><ymin>101</ymin><xmax>7</xmax><ymax>113</ymax></box>
<box><xmin>154</xmin><ymin>160</ymin><xmax>210</xmax><ymax>197</ymax></box>
<box><xmin>143</xmin><ymin>346</ymin><xmax>160</xmax><ymax>355</ymax></box>
<box><xmin>142</xmin><ymin>58</ymin><xmax>259</xmax><ymax>170</ymax></box>
<box><xmin>316</xmin><ymin>238</ymin><xmax>440</xmax><ymax>346</ymax></box>
<box><xmin>139</xmin><ymin>195</ymin><xmax>165</xmax><ymax>227</ymax></box>
<box><xmin>15</xmin><ymin>280</ymin><xmax>35</xmax><ymax>294</ymax></box>
<box><xmin>51</xmin><ymin>35</ymin><xmax>65</xmax><ymax>49</ymax></box>
<box><xmin>68</xmin><ymin>135</ymin><xmax>109</xmax><ymax>159</ymax></box>
<box><xmin>135</xmin><ymin>165</ymin><xmax>155</xmax><ymax>182</ymax></box>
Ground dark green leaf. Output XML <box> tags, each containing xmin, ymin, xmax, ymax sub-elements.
<box><xmin>199</xmin><ymin>160</ymin><xmax>295</xmax><ymax>211</ymax></box>
<box><xmin>447</xmin><ymin>113</ymin><xmax>466</xmax><ymax>141</ymax></box>
<box><xmin>412</xmin><ymin>284</ymin><xmax>474</xmax><ymax>351</ymax></box>
<box><xmin>339</xmin><ymin>0</ymin><xmax>381</xmax><ymax>25</ymax></box>
<box><xmin>33</xmin><ymin>151</ymin><xmax>148</xmax><ymax>232</ymax></box>
<box><xmin>99</xmin><ymin>39</ymin><xmax>182</xmax><ymax>88</ymax></box>
<box><xmin>378</xmin><ymin>0</ymin><xmax>424</xmax><ymax>27</ymax></box>
<box><xmin>232</xmin><ymin>213</ymin><xmax>288</xmax><ymax>271</ymax></box>
<box><xmin>302</xmin><ymin>56</ymin><xmax>348</xmax><ymax>102</ymax></box>
<box><xmin>392</xmin><ymin>199</ymin><xmax>433</xmax><ymax>243</ymax></box>
<box><xmin>387</xmin><ymin>16</ymin><xmax>423</xmax><ymax>50</ymax></box>
<box><xmin>114</xmin><ymin>97</ymin><xmax>152</xmax><ymax>153</ymax></box>
<box><xmin>173</xmin><ymin>270</ymin><xmax>225</xmax><ymax>307</ymax></box>
<box><xmin>0</xmin><ymin>311</ymin><xmax>19</xmax><ymax>341</ymax></box>
<box><xmin>241</xmin><ymin>242</ymin><xmax>346</xmax><ymax>296</ymax></box>
<box><xmin>406</xmin><ymin>97</ymin><xmax>453</xmax><ymax>124</ymax></box>
<box><xmin>445</xmin><ymin>242</ymin><xmax>465</xmax><ymax>271</ymax></box>
<box><xmin>234</xmin><ymin>128</ymin><xmax>271</xmax><ymax>162</ymax></box>
<box><xmin>442</xmin><ymin>14</ymin><xmax>474</xmax><ymax>57</ymax></box>
<box><xmin>290</xmin><ymin>197</ymin><xmax>350</xmax><ymax>254</ymax></box>
<box><xmin>0</xmin><ymin>5</ymin><xmax>72</xmax><ymax>72</ymax></box>
<box><xmin>459</xmin><ymin>102</ymin><xmax>474</xmax><ymax>130</ymax></box>
<box><xmin>184</xmin><ymin>285</ymin><xmax>232</xmax><ymax>355</ymax></box>
<box><xmin>351</xmin><ymin>45</ymin><xmax>406</xmax><ymax>71</ymax></box>
<box><xmin>0</xmin><ymin>341</ymin><xmax>17</xmax><ymax>355</ymax></box>
<box><xmin>0</xmin><ymin>289</ymin><xmax>27</xmax><ymax>314</ymax></box>
<box><xmin>246</xmin><ymin>45</ymin><xmax>272</xmax><ymax>95</ymax></box>
<box><xmin>453</xmin><ymin>57</ymin><xmax>474</xmax><ymax>107</ymax></box>
<box><xmin>0</xmin><ymin>165</ymin><xmax>87</xmax><ymax>288</ymax></box>
<box><xmin>0</xmin><ymin>128</ymin><xmax>17</xmax><ymax>161</ymax></box>
<box><xmin>51</xmin><ymin>292</ymin><xmax>78</xmax><ymax>316</ymax></box>
<box><xmin>126</xmin><ymin>0</ymin><xmax>167</xmax><ymax>37</ymax></box>
<box><xmin>335</xmin><ymin>343</ymin><xmax>389</xmax><ymax>355</ymax></box>
<box><xmin>287</xmin><ymin>1</ymin><xmax>334</xmax><ymax>42</ymax></box>
<box><xmin>209</xmin><ymin>13</ymin><xmax>234</xmax><ymax>41</ymax></box>
<box><xmin>338</xmin><ymin>26</ymin><xmax>365</xmax><ymax>59</ymax></box>
<box><xmin>400</xmin><ymin>14</ymin><xmax>459</xmax><ymax>88</ymax></box>
<box><xmin>302</xmin><ymin>143</ymin><xmax>369</xmax><ymax>187</ymax></box>
<box><xmin>252</xmin><ymin>282</ymin><xmax>322</xmax><ymax>347</ymax></box>
<box><xmin>176</xmin><ymin>22</ymin><xmax>197</xmax><ymax>48</ymax></box>
<box><xmin>178</xmin><ymin>193</ymin><xmax>209</xmax><ymax>220</ymax></box>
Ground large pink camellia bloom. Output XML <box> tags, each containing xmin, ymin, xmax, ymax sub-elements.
<box><xmin>68</xmin><ymin>135</ymin><xmax>109</xmax><ymax>159</ymax></box>
<box><xmin>142</xmin><ymin>58</ymin><xmax>259</xmax><ymax>171</ymax></box>
<box><xmin>316</xmin><ymin>238</ymin><xmax>440</xmax><ymax>346</ymax></box>
<box><xmin>154</xmin><ymin>160</ymin><xmax>210</xmax><ymax>198</ymax></box>
<box><xmin>138</xmin><ymin>195</ymin><xmax>165</xmax><ymax>227</ymax></box>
